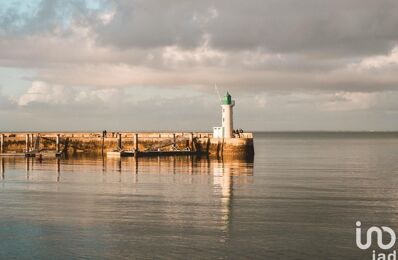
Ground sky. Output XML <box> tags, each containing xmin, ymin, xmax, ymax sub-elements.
<box><xmin>1</xmin><ymin>0</ymin><xmax>398</xmax><ymax>131</ymax></box>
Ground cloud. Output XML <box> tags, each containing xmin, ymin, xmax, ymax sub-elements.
<box><xmin>94</xmin><ymin>1</ymin><xmax>206</xmax><ymax>49</ymax></box>
<box><xmin>322</xmin><ymin>92</ymin><xmax>377</xmax><ymax>111</ymax></box>
<box><xmin>1</xmin><ymin>0</ymin><xmax>398</xmax><ymax>130</ymax></box>
<box><xmin>98</xmin><ymin>10</ymin><xmax>115</xmax><ymax>25</ymax></box>
<box><xmin>1</xmin><ymin>81</ymin><xmax>220</xmax><ymax>131</ymax></box>
<box><xmin>3</xmin><ymin>81</ymin><xmax>398</xmax><ymax>131</ymax></box>
<box><xmin>17</xmin><ymin>81</ymin><xmax>122</xmax><ymax>106</ymax></box>
<box><xmin>0</xmin><ymin>0</ymin><xmax>397</xmax><ymax>94</ymax></box>
<box><xmin>92</xmin><ymin>0</ymin><xmax>398</xmax><ymax>57</ymax></box>
<box><xmin>3</xmin><ymin>0</ymin><xmax>398</xmax><ymax>57</ymax></box>
<box><xmin>350</xmin><ymin>46</ymin><xmax>398</xmax><ymax>70</ymax></box>
<box><xmin>18</xmin><ymin>81</ymin><xmax>73</xmax><ymax>106</ymax></box>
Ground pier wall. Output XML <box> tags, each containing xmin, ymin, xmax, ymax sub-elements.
<box><xmin>0</xmin><ymin>132</ymin><xmax>254</xmax><ymax>158</ymax></box>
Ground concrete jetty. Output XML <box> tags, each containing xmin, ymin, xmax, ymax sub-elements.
<box><xmin>0</xmin><ymin>131</ymin><xmax>254</xmax><ymax>159</ymax></box>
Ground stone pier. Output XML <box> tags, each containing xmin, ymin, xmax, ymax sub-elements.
<box><xmin>0</xmin><ymin>132</ymin><xmax>254</xmax><ymax>158</ymax></box>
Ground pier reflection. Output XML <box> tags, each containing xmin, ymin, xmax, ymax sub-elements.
<box><xmin>0</xmin><ymin>155</ymin><xmax>253</xmax><ymax>238</ymax></box>
<box><xmin>1</xmin><ymin>157</ymin><xmax>4</xmax><ymax>180</ymax></box>
<box><xmin>0</xmin><ymin>156</ymin><xmax>253</xmax><ymax>187</ymax></box>
<box><xmin>0</xmin><ymin>155</ymin><xmax>253</xmax><ymax>184</ymax></box>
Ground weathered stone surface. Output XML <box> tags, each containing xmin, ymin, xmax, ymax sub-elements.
<box><xmin>0</xmin><ymin>132</ymin><xmax>254</xmax><ymax>159</ymax></box>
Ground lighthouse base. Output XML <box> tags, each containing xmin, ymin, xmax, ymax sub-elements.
<box><xmin>196</xmin><ymin>135</ymin><xmax>254</xmax><ymax>159</ymax></box>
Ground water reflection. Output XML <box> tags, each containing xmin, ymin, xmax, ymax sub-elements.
<box><xmin>0</xmin><ymin>156</ymin><xmax>253</xmax><ymax>181</ymax></box>
<box><xmin>2</xmin><ymin>133</ymin><xmax>398</xmax><ymax>259</ymax></box>
<box><xmin>0</xmin><ymin>155</ymin><xmax>253</xmax><ymax>237</ymax></box>
<box><xmin>1</xmin><ymin>157</ymin><xmax>4</xmax><ymax>180</ymax></box>
<box><xmin>213</xmin><ymin>160</ymin><xmax>233</xmax><ymax>234</ymax></box>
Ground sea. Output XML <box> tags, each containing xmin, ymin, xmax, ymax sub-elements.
<box><xmin>1</xmin><ymin>132</ymin><xmax>398</xmax><ymax>259</ymax></box>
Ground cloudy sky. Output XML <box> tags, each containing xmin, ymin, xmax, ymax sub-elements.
<box><xmin>1</xmin><ymin>0</ymin><xmax>398</xmax><ymax>131</ymax></box>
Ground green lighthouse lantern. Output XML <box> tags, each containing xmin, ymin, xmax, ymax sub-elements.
<box><xmin>223</xmin><ymin>92</ymin><xmax>232</xmax><ymax>105</ymax></box>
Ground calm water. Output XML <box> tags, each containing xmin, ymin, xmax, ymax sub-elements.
<box><xmin>1</xmin><ymin>132</ymin><xmax>398</xmax><ymax>259</ymax></box>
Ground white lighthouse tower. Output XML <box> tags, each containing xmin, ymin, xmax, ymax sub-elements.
<box><xmin>213</xmin><ymin>92</ymin><xmax>235</xmax><ymax>138</ymax></box>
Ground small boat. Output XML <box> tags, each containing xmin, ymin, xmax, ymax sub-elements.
<box><xmin>106</xmin><ymin>150</ymin><xmax>135</xmax><ymax>157</ymax></box>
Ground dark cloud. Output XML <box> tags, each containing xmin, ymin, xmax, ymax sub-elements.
<box><xmin>94</xmin><ymin>0</ymin><xmax>398</xmax><ymax>58</ymax></box>
<box><xmin>2</xmin><ymin>0</ymin><xmax>398</xmax><ymax>58</ymax></box>
<box><xmin>208</xmin><ymin>0</ymin><xmax>398</xmax><ymax>56</ymax></box>
<box><xmin>95</xmin><ymin>0</ymin><xmax>206</xmax><ymax>49</ymax></box>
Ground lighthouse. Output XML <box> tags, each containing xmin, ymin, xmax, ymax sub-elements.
<box><xmin>213</xmin><ymin>92</ymin><xmax>235</xmax><ymax>138</ymax></box>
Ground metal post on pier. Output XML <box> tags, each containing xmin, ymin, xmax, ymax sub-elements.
<box><xmin>173</xmin><ymin>133</ymin><xmax>176</xmax><ymax>147</ymax></box>
<box><xmin>134</xmin><ymin>133</ymin><xmax>139</xmax><ymax>153</ymax></box>
<box><xmin>189</xmin><ymin>133</ymin><xmax>194</xmax><ymax>151</ymax></box>
<box><xmin>56</xmin><ymin>134</ymin><xmax>60</xmax><ymax>153</ymax></box>
<box><xmin>30</xmin><ymin>134</ymin><xmax>34</xmax><ymax>150</ymax></box>
<box><xmin>25</xmin><ymin>134</ymin><xmax>30</xmax><ymax>152</ymax></box>
<box><xmin>102</xmin><ymin>130</ymin><xmax>107</xmax><ymax>158</ymax></box>
<box><xmin>118</xmin><ymin>133</ymin><xmax>122</xmax><ymax>150</ymax></box>
<box><xmin>34</xmin><ymin>134</ymin><xmax>41</xmax><ymax>152</ymax></box>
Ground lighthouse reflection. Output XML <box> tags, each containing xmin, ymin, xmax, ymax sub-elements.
<box><xmin>213</xmin><ymin>161</ymin><xmax>234</xmax><ymax>232</ymax></box>
<box><xmin>212</xmin><ymin>157</ymin><xmax>254</xmax><ymax>233</ymax></box>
